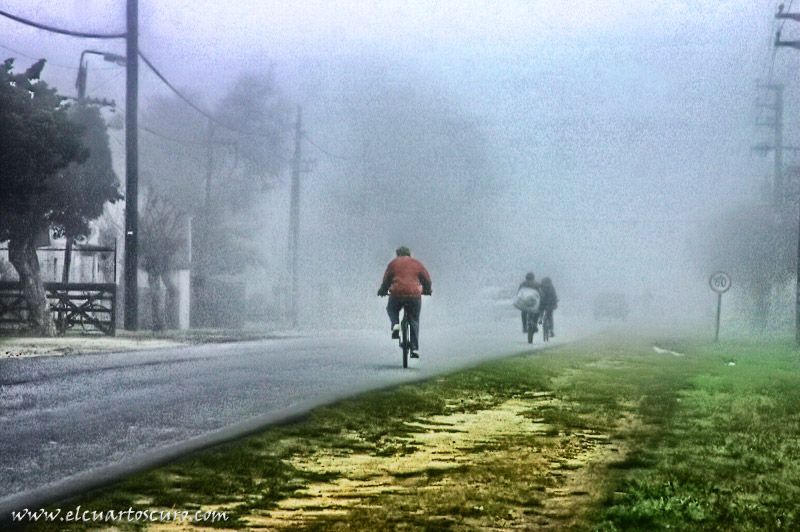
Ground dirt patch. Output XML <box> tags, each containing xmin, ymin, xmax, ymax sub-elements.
<box><xmin>236</xmin><ymin>396</ymin><xmax>636</xmax><ymax>529</ymax></box>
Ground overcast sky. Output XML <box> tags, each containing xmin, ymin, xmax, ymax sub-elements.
<box><xmin>2</xmin><ymin>1</ymin><xmax>797</xmax><ymax>322</ymax></box>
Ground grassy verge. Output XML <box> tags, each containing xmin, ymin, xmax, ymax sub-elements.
<box><xmin>596</xmin><ymin>338</ymin><xmax>800</xmax><ymax>531</ymax></box>
<box><xmin>18</xmin><ymin>334</ymin><xmax>800</xmax><ymax>530</ymax></box>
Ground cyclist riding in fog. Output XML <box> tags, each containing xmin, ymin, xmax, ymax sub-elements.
<box><xmin>539</xmin><ymin>277</ymin><xmax>559</xmax><ymax>337</ymax></box>
<box><xmin>517</xmin><ymin>272</ymin><xmax>541</xmax><ymax>334</ymax></box>
<box><xmin>377</xmin><ymin>246</ymin><xmax>432</xmax><ymax>359</ymax></box>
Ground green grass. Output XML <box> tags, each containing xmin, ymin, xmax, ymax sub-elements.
<box><xmin>17</xmin><ymin>334</ymin><xmax>800</xmax><ymax>530</ymax></box>
<box><xmin>596</xmin><ymin>339</ymin><xmax>800</xmax><ymax>531</ymax></box>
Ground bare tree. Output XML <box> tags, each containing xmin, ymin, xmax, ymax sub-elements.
<box><xmin>696</xmin><ymin>203</ymin><xmax>795</xmax><ymax>331</ymax></box>
<box><xmin>139</xmin><ymin>192</ymin><xmax>187</xmax><ymax>331</ymax></box>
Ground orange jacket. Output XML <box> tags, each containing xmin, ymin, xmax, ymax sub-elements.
<box><xmin>378</xmin><ymin>256</ymin><xmax>432</xmax><ymax>298</ymax></box>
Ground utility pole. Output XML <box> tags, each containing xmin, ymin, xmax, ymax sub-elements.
<box><xmin>65</xmin><ymin>50</ymin><xmax>122</xmax><ymax>287</ymax></box>
<box><xmin>755</xmin><ymin>83</ymin><xmax>785</xmax><ymax>207</ymax></box>
<box><xmin>63</xmin><ymin>58</ymin><xmax>88</xmax><ymax>286</ymax></box>
<box><xmin>124</xmin><ymin>0</ymin><xmax>139</xmax><ymax>330</ymax></box>
<box><xmin>192</xmin><ymin>119</ymin><xmax>215</xmax><ymax>327</ymax></box>
<box><xmin>288</xmin><ymin>107</ymin><xmax>302</xmax><ymax>328</ymax></box>
<box><xmin>774</xmin><ymin>6</ymin><xmax>800</xmax><ymax>343</ymax></box>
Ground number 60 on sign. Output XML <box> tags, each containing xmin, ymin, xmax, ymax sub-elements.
<box><xmin>709</xmin><ymin>271</ymin><xmax>731</xmax><ymax>294</ymax></box>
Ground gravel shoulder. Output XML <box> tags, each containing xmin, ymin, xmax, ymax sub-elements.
<box><xmin>0</xmin><ymin>329</ymin><xmax>292</xmax><ymax>360</ymax></box>
<box><xmin>0</xmin><ymin>336</ymin><xmax>184</xmax><ymax>359</ymax></box>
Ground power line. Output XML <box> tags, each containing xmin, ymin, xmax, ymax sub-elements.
<box><xmin>138</xmin><ymin>50</ymin><xmax>217</xmax><ymax>123</ymax></box>
<box><xmin>538</xmin><ymin>217</ymin><xmax>710</xmax><ymax>224</ymax></box>
<box><xmin>0</xmin><ymin>42</ymin><xmax>106</xmax><ymax>71</ymax></box>
<box><xmin>139</xmin><ymin>124</ymin><xmax>237</xmax><ymax>149</ymax></box>
<box><xmin>771</xmin><ymin>0</ymin><xmax>797</xmax><ymax>82</ymax></box>
<box><xmin>140</xmin><ymin>125</ymin><xmax>205</xmax><ymax>148</ymax></box>
<box><xmin>0</xmin><ymin>8</ymin><xmax>126</xmax><ymax>39</ymax></box>
<box><xmin>779</xmin><ymin>0</ymin><xmax>796</xmax><ymax>33</ymax></box>
<box><xmin>138</xmin><ymin>49</ymin><xmax>293</xmax><ymax>162</ymax></box>
<box><xmin>303</xmin><ymin>133</ymin><xmax>361</xmax><ymax>162</ymax></box>
<box><xmin>90</xmin><ymin>68</ymin><xmax>126</xmax><ymax>93</ymax></box>
<box><xmin>766</xmin><ymin>1</ymin><xmax>782</xmax><ymax>83</ymax></box>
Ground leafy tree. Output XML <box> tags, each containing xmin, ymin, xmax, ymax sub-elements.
<box><xmin>0</xmin><ymin>60</ymin><xmax>86</xmax><ymax>335</ymax></box>
<box><xmin>52</xmin><ymin>103</ymin><xmax>122</xmax><ymax>283</ymax></box>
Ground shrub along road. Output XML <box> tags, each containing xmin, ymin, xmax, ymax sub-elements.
<box><xmin>16</xmin><ymin>333</ymin><xmax>800</xmax><ymax>530</ymax></box>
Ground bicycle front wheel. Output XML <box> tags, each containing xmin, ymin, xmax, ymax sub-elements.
<box><xmin>401</xmin><ymin>316</ymin><xmax>409</xmax><ymax>368</ymax></box>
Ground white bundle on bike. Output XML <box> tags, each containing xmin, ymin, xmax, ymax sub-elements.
<box><xmin>513</xmin><ymin>286</ymin><xmax>541</xmax><ymax>312</ymax></box>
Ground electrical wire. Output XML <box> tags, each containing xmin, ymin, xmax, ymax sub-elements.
<box><xmin>0</xmin><ymin>42</ymin><xmax>76</xmax><ymax>70</ymax></box>
<box><xmin>0</xmin><ymin>8</ymin><xmax>125</xmax><ymax>39</ymax></box>
<box><xmin>138</xmin><ymin>50</ymin><xmax>293</xmax><ymax>163</ymax></box>
<box><xmin>139</xmin><ymin>124</ymin><xmax>237</xmax><ymax>150</ymax></box>
<box><xmin>140</xmin><ymin>125</ymin><xmax>206</xmax><ymax>148</ymax></box>
<box><xmin>89</xmin><ymin>68</ymin><xmax>125</xmax><ymax>94</ymax></box>
<box><xmin>770</xmin><ymin>0</ymin><xmax>796</xmax><ymax>82</ymax></box>
<box><xmin>0</xmin><ymin>42</ymin><xmax>117</xmax><ymax>73</ymax></box>
<box><xmin>302</xmin><ymin>133</ymin><xmax>361</xmax><ymax>162</ymax></box>
<box><xmin>756</xmin><ymin>1</ymin><xmax>790</xmax><ymax>133</ymax></box>
<box><xmin>137</xmin><ymin>50</ymin><xmax>217</xmax><ymax>123</ymax></box>
<box><xmin>779</xmin><ymin>0</ymin><xmax>796</xmax><ymax>33</ymax></box>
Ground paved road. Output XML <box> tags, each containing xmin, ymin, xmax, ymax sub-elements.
<box><xmin>0</xmin><ymin>323</ymin><xmax>576</xmax><ymax>515</ymax></box>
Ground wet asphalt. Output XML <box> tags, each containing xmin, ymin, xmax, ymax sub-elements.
<box><xmin>0</xmin><ymin>324</ymin><xmax>570</xmax><ymax>515</ymax></box>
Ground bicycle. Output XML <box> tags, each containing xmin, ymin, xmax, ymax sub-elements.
<box><xmin>525</xmin><ymin>310</ymin><xmax>538</xmax><ymax>344</ymax></box>
<box><xmin>540</xmin><ymin>310</ymin><xmax>553</xmax><ymax>342</ymax></box>
<box><xmin>398</xmin><ymin>307</ymin><xmax>412</xmax><ymax>368</ymax></box>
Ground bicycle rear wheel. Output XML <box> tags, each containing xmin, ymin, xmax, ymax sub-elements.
<box><xmin>544</xmin><ymin>313</ymin><xmax>553</xmax><ymax>342</ymax></box>
<box><xmin>527</xmin><ymin>313</ymin><xmax>534</xmax><ymax>344</ymax></box>
<box><xmin>542</xmin><ymin>314</ymin><xmax>549</xmax><ymax>342</ymax></box>
<box><xmin>401</xmin><ymin>314</ymin><xmax>409</xmax><ymax>368</ymax></box>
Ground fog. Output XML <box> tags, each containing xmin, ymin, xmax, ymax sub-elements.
<box><xmin>2</xmin><ymin>1</ymin><xmax>795</xmax><ymax>333</ymax></box>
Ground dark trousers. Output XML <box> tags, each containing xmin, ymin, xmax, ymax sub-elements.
<box><xmin>542</xmin><ymin>308</ymin><xmax>554</xmax><ymax>332</ymax></box>
<box><xmin>387</xmin><ymin>296</ymin><xmax>421</xmax><ymax>350</ymax></box>
<box><xmin>521</xmin><ymin>310</ymin><xmax>539</xmax><ymax>331</ymax></box>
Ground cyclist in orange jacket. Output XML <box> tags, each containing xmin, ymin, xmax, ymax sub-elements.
<box><xmin>377</xmin><ymin>246</ymin><xmax>432</xmax><ymax>358</ymax></box>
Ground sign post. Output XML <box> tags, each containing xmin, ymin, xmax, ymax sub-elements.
<box><xmin>709</xmin><ymin>271</ymin><xmax>731</xmax><ymax>342</ymax></box>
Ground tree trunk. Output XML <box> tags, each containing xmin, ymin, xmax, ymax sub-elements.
<box><xmin>163</xmin><ymin>272</ymin><xmax>179</xmax><ymax>330</ymax></box>
<box><xmin>61</xmin><ymin>235</ymin><xmax>73</xmax><ymax>283</ymax></box>
<box><xmin>9</xmin><ymin>235</ymin><xmax>56</xmax><ymax>336</ymax></box>
<box><xmin>148</xmin><ymin>271</ymin><xmax>165</xmax><ymax>332</ymax></box>
<box><xmin>57</xmin><ymin>235</ymin><xmax>74</xmax><ymax>334</ymax></box>
<box><xmin>751</xmin><ymin>282</ymin><xmax>771</xmax><ymax>333</ymax></box>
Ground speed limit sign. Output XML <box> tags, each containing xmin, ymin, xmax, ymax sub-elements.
<box><xmin>709</xmin><ymin>271</ymin><xmax>731</xmax><ymax>294</ymax></box>
<box><xmin>709</xmin><ymin>271</ymin><xmax>731</xmax><ymax>342</ymax></box>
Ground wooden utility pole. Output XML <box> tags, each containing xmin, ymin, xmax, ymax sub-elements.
<box><xmin>288</xmin><ymin>107</ymin><xmax>302</xmax><ymax>328</ymax></box>
<box><xmin>124</xmin><ymin>0</ymin><xmax>139</xmax><ymax>330</ymax></box>
<box><xmin>63</xmin><ymin>59</ymin><xmax>89</xmax><ymax>286</ymax></box>
<box><xmin>775</xmin><ymin>8</ymin><xmax>800</xmax><ymax>343</ymax></box>
<box><xmin>191</xmin><ymin>119</ymin><xmax>215</xmax><ymax>326</ymax></box>
<box><xmin>772</xmin><ymin>85</ymin><xmax>784</xmax><ymax>207</ymax></box>
<box><xmin>755</xmin><ymin>84</ymin><xmax>785</xmax><ymax>207</ymax></box>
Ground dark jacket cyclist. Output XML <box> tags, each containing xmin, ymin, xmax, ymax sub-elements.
<box><xmin>539</xmin><ymin>277</ymin><xmax>559</xmax><ymax>337</ymax></box>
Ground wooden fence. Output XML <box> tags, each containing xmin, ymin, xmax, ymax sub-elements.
<box><xmin>0</xmin><ymin>282</ymin><xmax>116</xmax><ymax>335</ymax></box>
